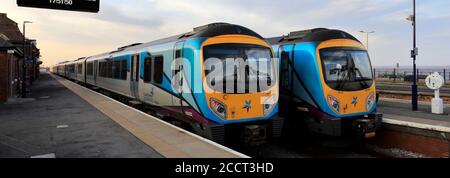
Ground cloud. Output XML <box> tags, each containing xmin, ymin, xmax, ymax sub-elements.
<box><xmin>1</xmin><ymin>0</ymin><xmax>448</xmax><ymax>67</ymax></box>
<box><xmin>88</xmin><ymin>2</ymin><xmax>163</xmax><ymax>29</ymax></box>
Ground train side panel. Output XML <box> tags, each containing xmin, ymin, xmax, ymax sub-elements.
<box><xmin>95</xmin><ymin>56</ymin><xmax>134</xmax><ymax>98</ymax></box>
<box><xmin>137</xmin><ymin>43</ymin><xmax>176</xmax><ymax>107</ymax></box>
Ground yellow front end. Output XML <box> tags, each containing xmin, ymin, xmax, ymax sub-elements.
<box><xmin>200</xmin><ymin>35</ymin><xmax>278</xmax><ymax>121</ymax></box>
<box><xmin>316</xmin><ymin>39</ymin><xmax>376</xmax><ymax>116</ymax></box>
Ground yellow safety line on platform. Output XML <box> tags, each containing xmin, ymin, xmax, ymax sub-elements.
<box><xmin>51</xmin><ymin>74</ymin><xmax>247</xmax><ymax>158</ymax></box>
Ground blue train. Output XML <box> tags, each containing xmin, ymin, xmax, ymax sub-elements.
<box><xmin>52</xmin><ymin>23</ymin><xmax>283</xmax><ymax>145</ymax></box>
<box><xmin>267</xmin><ymin>28</ymin><xmax>382</xmax><ymax>139</ymax></box>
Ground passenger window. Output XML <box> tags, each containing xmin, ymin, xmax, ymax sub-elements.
<box><xmin>87</xmin><ymin>63</ymin><xmax>93</xmax><ymax>76</ymax></box>
<box><xmin>153</xmin><ymin>56</ymin><xmax>164</xmax><ymax>84</ymax></box>
<box><xmin>107</xmin><ymin>61</ymin><xmax>112</xmax><ymax>78</ymax></box>
<box><xmin>175</xmin><ymin>49</ymin><xmax>181</xmax><ymax>59</ymax></box>
<box><xmin>98</xmin><ymin>62</ymin><xmax>103</xmax><ymax>77</ymax></box>
<box><xmin>77</xmin><ymin>64</ymin><xmax>82</xmax><ymax>74</ymax></box>
<box><xmin>103</xmin><ymin>62</ymin><xmax>107</xmax><ymax>78</ymax></box>
<box><xmin>100</xmin><ymin>62</ymin><xmax>105</xmax><ymax>77</ymax></box>
<box><xmin>144</xmin><ymin>57</ymin><xmax>152</xmax><ymax>83</ymax></box>
<box><xmin>101</xmin><ymin>62</ymin><xmax>105</xmax><ymax>77</ymax></box>
<box><xmin>143</xmin><ymin>56</ymin><xmax>164</xmax><ymax>84</ymax></box>
<box><xmin>113</xmin><ymin>60</ymin><xmax>121</xmax><ymax>79</ymax></box>
<box><xmin>121</xmin><ymin>60</ymin><xmax>127</xmax><ymax>80</ymax></box>
<box><xmin>102</xmin><ymin>61</ymin><xmax>107</xmax><ymax>78</ymax></box>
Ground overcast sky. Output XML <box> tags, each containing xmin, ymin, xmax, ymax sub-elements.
<box><xmin>1</xmin><ymin>0</ymin><xmax>449</xmax><ymax>67</ymax></box>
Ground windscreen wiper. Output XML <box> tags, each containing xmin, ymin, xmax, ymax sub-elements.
<box><xmin>335</xmin><ymin>66</ymin><xmax>350</xmax><ymax>90</ymax></box>
<box><xmin>354</xmin><ymin>67</ymin><xmax>371</xmax><ymax>88</ymax></box>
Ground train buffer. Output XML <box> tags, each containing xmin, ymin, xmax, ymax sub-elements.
<box><xmin>0</xmin><ymin>73</ymin><xmax>248</xmax><ymax>158</ymax></box>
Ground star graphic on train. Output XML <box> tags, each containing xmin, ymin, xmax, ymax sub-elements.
<box><xmin>352</xmin><ymin>96</ymin><xmax>358</xmax><ymax>107</ymax></box>
<box><xmin>242</xmin><ymin>100</ymin><xmax>252</xmax><ymax>112</ymax></box>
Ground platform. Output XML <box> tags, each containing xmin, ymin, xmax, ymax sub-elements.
<box><xmin>0</xmin><ymin>73</ymin><xmax>247</xmax><ymax>158</ymax></box>
<box><xmin>378</xmin><ymin>98</ymin><xmax>450</xmax><ymax>128</ymax></box>
<box><xmin>372</xmin><ymin>97</ymin><xmax>450</xmax><ymax>157</ymax></box>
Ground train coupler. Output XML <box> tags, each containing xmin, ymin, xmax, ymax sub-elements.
<box><xmin>242</xmin><ymin>125</ymin><xmax>267</xmax><ymax>146</ymax></box>
<box><xmin>352</xmin><ymin>113</ymin><xmax>382</xmax><ymax>139</ymax></box>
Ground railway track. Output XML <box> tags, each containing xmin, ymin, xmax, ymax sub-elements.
<box><xmin>377</xmin><ymin>83</ymin><xmax>450</xmax><ymax>95</ymax></box>
<box><xmin>239</xmin><ymin>138</ymin><xmax>381</xmax><ymax>158</ymax></box>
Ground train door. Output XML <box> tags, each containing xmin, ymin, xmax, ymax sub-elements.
<box><xmin>172</xmin><ymin>41</ymin><xmax>186</xmax><ymax>111</ymax></box>
<box><xmin>94</xmin><ymin>61</ymin><xmax>98</xmax><ymax>85</ymax></box>
<box><xmin>278</xmin><ymin>45</ymin><xmax>295</xmax><ymax>111</ymax></box>
<box><xmin>279</xmin><ymin>45</ymin><xmax>295</xmax><ymax>92</ymax></box>
<box><xmin>84</xmin><ymin>61</ymin><xmax>87</xmax><ymax>83</ymax></box>
<box><xmin>145</xmin><ymin>55</ymin><xmax>168</xmax><ymax>106</ymax></box>
<box><xmin>130</xmin><ymin>54</ymin><xmax>140</xmax><ymax>98</ymax></box>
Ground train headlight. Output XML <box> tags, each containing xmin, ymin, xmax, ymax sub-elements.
<box><xmin>210</xmin><ymin>98</ymin><xmax>227</xmax><ymax>120</ymax></box>
<box><xmin>327</xmin><ymin>95</ymin><xmax>340</xmax><ymax>114</ymax></box>
<box><xmin>262</xmin><ymin>95</ymin><xmax>276</xmax><ymax>116</ymax></box>
<box><xmin>366</xmin><ymin>93</ymin><xmax>375</xmax><ymax>112</ymax></box>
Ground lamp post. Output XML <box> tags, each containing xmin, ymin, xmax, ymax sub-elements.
<box><xmin>407</xmin><ymin>0</ymin><xmax>418</xmax><ymax>111</ymax></box>
<box><xmin>29</xmin><ymin>39</ymin><xmax>36</xmax><ymax>85</ymax></box>
<box><xmin>22</xmin><ymin>21</ymin><xmax>32</xmax><ymax>98</ymax></box>
<box><xmin>360</xmin><ymin>31</ymin><xmax>375</xmax><ymax>51</ymax></box>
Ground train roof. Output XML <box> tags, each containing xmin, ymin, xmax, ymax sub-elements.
<box><xmin>84</xmin><ymin>22</ymin><xmax>265</xmax><ymax>60</ymax></box>
<box><xmin>188</xmin><ymin>22</ymin><xmax>264</xmax><ymax>39</ymax></box>
<box><xmin>266</xmin><ymin>28</ymin><xmax>361</xmax><ymax>45</ymax></box>
<box><xmin>56</xmin><ymin>60</ymin><xmax>71</xmax><ymax>65</ymax></box>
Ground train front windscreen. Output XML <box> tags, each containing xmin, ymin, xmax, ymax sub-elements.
<box><xmin>203</xmin><ymin>44</ymin><xmax>274</xmax><ymax>94</ymax></box>
<box><xmin>320</xmin><ymin>47</ymin><xmax>374</xmax><ymax>91</ymax></box>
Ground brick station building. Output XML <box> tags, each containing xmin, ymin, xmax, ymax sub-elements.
<box><xmin>0</xmin><ymin>13</ymin><xmax>41</xmax><ymax>102</ymax></box>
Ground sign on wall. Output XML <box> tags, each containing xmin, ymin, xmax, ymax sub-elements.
<box><xmin>17</xmin><ymin>0</ymin><xmax>100</xmax><ymax>13</ymax></box>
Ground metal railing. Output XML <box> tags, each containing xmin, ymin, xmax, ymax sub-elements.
<box><xmin>374</xmin><ymin>68</ymin><xmax>449</xmax><ymax>82</ymax></box>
